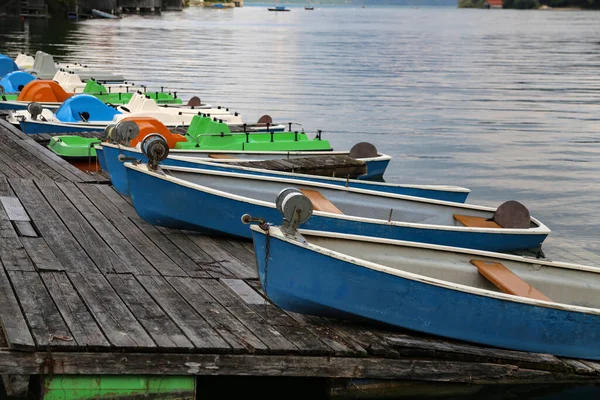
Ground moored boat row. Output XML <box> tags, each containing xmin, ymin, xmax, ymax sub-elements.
<box><xmin>2</xmin><ymin>50</ymin><xmax>597</xmax><ymax>363</ymax></box>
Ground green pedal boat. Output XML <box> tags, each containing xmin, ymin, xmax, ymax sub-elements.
<box><xmin>47</xmin><ymin>135</ymin><xmax>101</xmax><ymax>160</ymax></box>
<box><xmin>0</xmin><ymin>79</ymin><xmax>182</xmax><ymax>111</ymax></box>
<box><xmin>46</xmin><ymin>114</ymin><xmax>331</xmax><ymax>161</ymax></box>
<box><xmin>177</xmin><ymin>116</ymin><xmax>332</xmax><ymax>151</ymax></box>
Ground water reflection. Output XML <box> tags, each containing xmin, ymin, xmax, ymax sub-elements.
<box><xmin>0</xmin><ymin>6</ymin><xmax>598</xmax><ymax>260</ymax></box>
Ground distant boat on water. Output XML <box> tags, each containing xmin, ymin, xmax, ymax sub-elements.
<box><xmin>91</xmin><ymin>9</ymin><xmax>121</xmax><ymax>19</ymax></box>
<box><xmin>268</xmin><ymin>0</ymin><xmax>290</xmax><ymax>11</ymax></box>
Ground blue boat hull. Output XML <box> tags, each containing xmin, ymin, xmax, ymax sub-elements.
<box><xmin>358</xmin><ymin>157</ymin><xmax>389</xmax><ymax>181</ymax></box>
<box><xmin>102</xmin><ymin>145</ymin><xmax>467</xmax><ymax>202</ymax></box>
<box><xmin>125</xmin><ymin>166</ymin><xmax>547</xmax><ymax>252</ymax></box>
<box><xmin>251</xmin><ymin>229</ymin><xmax>600</xmax><ymax>360</ymax></box>
<box><xmin>95</xmin><ymin>146</ymin><xmax>108</xmax><ymax>172</ymax></box>
<box><xmin>20</xmin><ymin>120</ymin><xmax>106</xmax><ymax>134</ymax></box>
<box><xmin>0</xmin><ymin>102</ymin><xmax>27</xmax><ymax>111</ymax></box>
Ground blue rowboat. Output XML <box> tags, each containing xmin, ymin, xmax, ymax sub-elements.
<box><xmin>99</xmin><ymin>143</ymin><xmax>393</xmax><ymax>196</ymax></box>
<box><xmin>98</xmin><ymin>144</ymin><xmax>467</xmax><ymax>201</ymax></box>
<box><xmin>249</xmin><ymin>221</ymin><xmax>600</xmax><ymax>360</ymax></box>
<box><xmin>95</xmin><ymin>145</ymin><xmax>108</xmax><ymax>171</ymax></box>
<box><xmin>124</xmin><ymin>162</ymin><xmax>550</xmax><ymax>253</ymax></box>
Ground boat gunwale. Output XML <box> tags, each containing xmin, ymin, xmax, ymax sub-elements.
<box><xmin>167</xmin><ymin>155</ymin><xmax>471</xmax><ymax>194</ymax></box>
<box><xmin>102</xmin><ymin>142</ymin><xmax>392</xmax><ymax>163</ymax></box>
<box><xmin>124</xmin><ymin>162</ymin><xmax>550</xmax><ymax>235</ymax></box>
<box><xmin>251</xmin><ymin>225</ymin><xmax>600</xmax><ymax>316</ymax></box>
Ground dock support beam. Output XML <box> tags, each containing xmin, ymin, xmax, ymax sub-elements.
<box><xmin>2</xmin><ymin>375</ymin><xmax>30</xmax><ymax>399</ymax></box>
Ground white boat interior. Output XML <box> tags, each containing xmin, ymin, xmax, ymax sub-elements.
<box><xmin>7</xmin><ymin>108</ymin><xmax>58</xmax><ymax>125</ymax></box>
<box><xmin>25</xmin><ymin>51</ymin><xmax>124</xmax><ymax>82</ymax></box>
<box><xmin>116</xmin><ymin>93</ymin><xmax>239</xmax><ymax>121</ymax></box>
<box><xmin>155</xmin><ymin>165</ymin><xmax>545</xmax><ymax>231</ymax></box>
<box><xmin>292</xmin><ymin>228</ymin><xmax>600</xmax><ymax>310</ymax></box>
<box><xmin>53</xmin><ymin>71</ymin><xmax>136</xmax><ymax>93</ymax></box>
<box><xmin>14</xmin><ymin>53</ymin><xmax>34</xmax><ymax>70</ymax></box>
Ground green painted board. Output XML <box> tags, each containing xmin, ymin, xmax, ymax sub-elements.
<box><xmin>43</xmin><ymin>375</ymin><xmax>195</xmax><ymax>400</ymax></box>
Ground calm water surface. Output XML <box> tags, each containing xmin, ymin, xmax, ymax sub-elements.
<box><xmin>0</xmin><ymin>6</ymin><xmax>598</xmax><ymax>260</ymax></box>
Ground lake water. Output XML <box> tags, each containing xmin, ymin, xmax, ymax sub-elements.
<box><xmin>0</xmin><ymin>5</ymin><xmax>598</xmax><ymax>261</ymax></box>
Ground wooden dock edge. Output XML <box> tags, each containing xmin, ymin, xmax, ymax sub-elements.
<box><xmin>0</xmin><ymin>351</ymin><xmax>599</xmax><ymax>385</ymax></box>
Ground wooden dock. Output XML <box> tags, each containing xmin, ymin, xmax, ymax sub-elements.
<box><xmin>1</xmin><ymin>119</ymin><xmax>600</xmax><ymax>398</ymax></box>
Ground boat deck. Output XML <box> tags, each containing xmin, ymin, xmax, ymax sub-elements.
<box><xmin>1</xmin><ymin>119</ymin><xmax>600</xmax><ymax>391</ymax></box>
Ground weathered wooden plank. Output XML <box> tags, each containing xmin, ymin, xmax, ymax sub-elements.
<box><xmin>0</xmin><ymin>196</ymin><xmax>30</xmax><ymax>221</ymax></box>
<box><xmin>57</xmin><ymin>182</ymin><xmax>158</xmax><ymax>275</ymax></box>
<box><xmin>90</xmin><ymin>184</ymin><xmax>211</xmax><ymax>277</ymax></box>
<box><xmin>9</xmin><ymin>179</ymin><xmax>98</xmax><ymax>274</ymax></box>
<box><xmin>0</xmin><ymin>178</ymin><xmax>15</xmax><ymax>197</ymax></box>
<box><xmin>199</xmin><ymin>279</ymin><xmax>333</xmax><ymax>354</ymax></box>
<box><xmin>0</xmin><ymin>132</ymin><xmax>69</xmax><ymax>183</ymax></box>
<box><xmin>211</xmin><ymin>237</ymin><xmax>258</xmax><ymax>277</ymax></box>
<box><xmin>2</xmin><ymin>375</ymin><xmax>30</xmax><ymax>398</ymax></box>
<box><xmin>561</xmin><ymin>359</ymin><xmax>597</xmax><ymax>375</ymax></box>
<box><xmin>20</xmin><ymin>237</ymin><xmax>62</xmax><ymax>272</ymax></box>
<box><xmin>381</xmin><ymin>332</ymin><xmax>565</xmax><ymax>370</ymax></box>
<box><xmin>36</xmin><ymin>179</ymin><xmax>129</xmax><ymax>275</ymax></box>
<box><xmin>0</xmin><ymin>156</ymin><xmax>25</xmax><ymax>180</ymax></box>
<box><xmin>0</xmin><ymin>119</ymin><xmax>30</xmax><ymax>140</ymax></box>
<box><xmin>0</xmin><ymin>146</ymin><xmax>32</xmax><ymax>179</ymax></box>
<box><xmin>329</xmin><ymin>324</ymin><xmax>402</xmax><ymax>359</ymax></box>
<box><xmin>3</xmin><ymin>126</ymin><xmax>97</xmax><ymax>183</ymax></box>
<box><xmin>0</xmin><ymin>351</ymin><xmax>577</xmax><ymax>384</ymax></box>
<box><xmin>232</xmin><ymin>155</ymin><xmax>367</xmax><ymax>178</ymax></box>
<box><xmin>13</xmin><ymin>221</ymin><xmax>37</xmax><ymax>237</ymax></box>
<box><xmin>8</xmin><ymin>271</ymin><xmax>77</xmax><ymax>348</ymax></box>
<box><xmin>281</xmin><ymin>310</ymin><xmax>369</xmax><ymax>357</ymax></box>
<box><xmin>187</xmin><ymin>235</ymin><xmax>255</xmax><ymax>279</ymax></box>
<box><xmin>579</xmin><ymin>360</ymin><xmax>600</xmax><ymax>373</ymax></box>
<box><xmin>221</xmin><ymin>279</ymin><xmax>265</xmax><ymax>305</ymax></box>
<box><xmin>77</xmin><ymin>184</ymin><xmax>187</xmax><ymax>277</ymax></box>
<box><xmin>0</xmin><ymin>203</ymin><xmax>34</xmax><ymax>272</ymax></box>
<box><xmin>41</xmin><ymin>272</ymin><xmax>110</xmax><ymax>349</ymax></box>
<box><xmin>137</xmin><ymin>275</ymin><xmax>230</xmax><ymax>351</ymax></box>
<box><xmin>0</xmin><ymin>146</ymin><xmax>51</xmax><ymax>181</ymax></box>
<box><xmin>105</xmin><ymin>274</ymin><xmax>193</xmax><ymax>350</ymax></box>
<box><xmin>153</xmin><ymin>230</ymin><xmax>213</xmax><ymax>278</ymax></box>
<box><xmin>53</xmin><ymin>182</ymin><xmax>157</xmax><ymax>276</ymax></box>
<box><xmin>167</xmin><ymin>277</ymin><xmax>268</xmax><ymax>353</ymax></box>
<box><xmin>0</xmin><ymin>321</ymin><xmax>8</xmax><ymax>348</ymax></box>
<box><xmin>169</xmin><ymin>230</ymin><xmax>239</xmax><ymax>278</ymax></box>
<box><xmin>0</xmin><ymin>263</ymin><xmax>35</xmax><ymax>349</ymax></box>
<box><xmin>68</xmin><ymin>272</ymin><xmax>156</xmax><ymax>349</ymax></box>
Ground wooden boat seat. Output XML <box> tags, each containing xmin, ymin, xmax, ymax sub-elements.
<box><xmin>454</xmin><ymin>214</ymin><xmax>501</xmax><ymax>229</ymax></box>
<box><xmin>470</xmin><ymin>259</ymin><xmax>551</xmax><ymax>302</ymax></box>
<box><xmin>208</xmin><ymin>154</ymin><xmax>238</xmax><ymax>159</ymax></box>
<box><xmin>299</xmin><ymin>189</ymin><xmax>344</xmax><ymax>215</ymax></box>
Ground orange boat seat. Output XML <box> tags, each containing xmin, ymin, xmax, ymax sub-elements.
<box><xmin>454</xmin><ymin>214</ymin><xmax>501</xmax><ymax>229</ymax></box>
<box><xmin>471</xmin><ymin>259</ymin><xmax>551</xmax><ymax>302</ymax></box>
<box><xmin>299</xmin><ymin>189</ymin><xmax>344</xmax><ymax>215</ymax></box>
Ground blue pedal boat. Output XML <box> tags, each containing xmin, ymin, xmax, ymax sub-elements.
<box><xmin>0</xmin><ymin>55</ymin><xmax>19</xmax><ymax>79</ymax></box>
<box><xmin>18</xmin><ymin>94</ymin><xmax>122</xmax><ymax>134</ymax></box>
<box><xmin>98</xmin><ymin>143</ymin><xmax>467</xmax><ymax>201</ymax></box>
<box><xmin>0</xmin><ymin>71</ymin><xmax>36</xmax><ymax>93</ymax></box>
<box><xmin>124</xmin><ymin>162</ymin><xmax>550</xmax><ymax>253</ymax></box>
<box><xmin>248</xmin><ymin>218</ymin><xmax>600</xmax><ymax>360</ymax></box>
